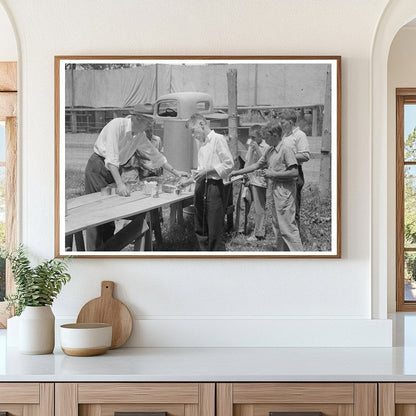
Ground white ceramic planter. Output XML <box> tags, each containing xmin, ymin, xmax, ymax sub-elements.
<box><xmin>19</xmin><ymin>306</ymin><xmax>55</xmax><ymax>354</ymax></box>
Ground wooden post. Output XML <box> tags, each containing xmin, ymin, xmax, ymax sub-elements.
<box><xmin>69</xmin><ymin>67</ymin><xmax>77</xmax><ymax>133</ymax></box>
<box><xmin>227</xmin><ymin>69</ymin><xmax>238</xmax><ymax>159</ymax></box>
<box><xmin>227</xmin><ymin>69</ymin><xmax>238</xmax><ymax>230</ymax></box>
<box><xmin>319</xmin><ymin>66</ymin><xmax>332</xmax><ymax>200</ymax></box>
<box><xmin>312</xmin><ymin>106</ymin><xmax>318</xmax><ymax>136</ymax></box>
<box><xmin>299</xmin><ymin>107</ymin><xmax>305</xmax><ymax>123</ymax></box>
<box><xmin>70</xmin><ymin>111</ymin><xmax>77</xmax><ymax>133</ymax></box>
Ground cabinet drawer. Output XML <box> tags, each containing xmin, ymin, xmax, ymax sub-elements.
<box><xmin>56</xmin><ymin>383</ymin><xmax>215</xmax><ymax>416</ymax></box>
<box><xmin>0</xmin><ymin>383</ymin><xmax>53</xmax><ymax>415</ymax></box>
<box><xmin>78</xmin><ymin>383</ymin><xmax>200</xmax><ymax>404</ymax></box>
<box><xmin>217</xmin><ymin>383</ymin><xmax>376</xmax><ymax>416</ymax></box>
<box><xmin>0</xmin><ymin>383</ymin><xmax>39</xmax><ymax>403</ymax></box>
<box><xmin>379</xmin><ymin>383</ymin><xmax>416</xmax><ymax>415</ymax></box>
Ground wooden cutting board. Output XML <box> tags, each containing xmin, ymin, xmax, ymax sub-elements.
<box><xmin>76</xmin><ymin>281</ymin><xmax>133</xmax><ymax>349</ymax></box>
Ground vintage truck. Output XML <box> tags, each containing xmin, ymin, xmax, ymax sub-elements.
<box><xmin>152</xmin><ymin>91</ymin><xmax>229</xmax><ymax>171</ymax></box>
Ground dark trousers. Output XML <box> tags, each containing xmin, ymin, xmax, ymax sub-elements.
<box><xmin>295</xmin><ymin>165</ymin><xmax>305</xmax><ymax>227</ymax></box>
<box><xmin>194</xmin><ymin>179</ymin><xmax>225</xmax><ymax>251</ymax></box>
<box><xmin>84</xmin><ymin>153</ymin><xmax>115</xmax><ymax>250</ymax></box>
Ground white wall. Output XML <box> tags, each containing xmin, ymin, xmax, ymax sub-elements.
<box><xmin>387</xmin><ymin>26</ymin><xmax>416</xmax><ymax>312</ymax></box>
<box><xmin>0</xmin><ymin>0</ymin><xmax>394</xmax><ymax>347</ymax></box>
<box><xmin>0</xmin><ymin>3</ymin><xmax>16</xmax><ymax>61</ymax></box>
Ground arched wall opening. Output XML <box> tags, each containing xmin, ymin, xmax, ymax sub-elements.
<box><xmin>371</xmin><ymin>1</ymin><xmax>416</xmax><ymax>319</ymax></box>
<box><xmin>387</xmin><ymin>19</ymin><xmax>416</xmax><ymax>313</ymax></box>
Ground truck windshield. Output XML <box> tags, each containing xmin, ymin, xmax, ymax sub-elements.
<box><xmin>157</xmin><ymin>100</ymin><xmax>178</xmax><ymax>117</ymax></box>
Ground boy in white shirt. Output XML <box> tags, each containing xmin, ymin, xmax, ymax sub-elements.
<box><xmin>184</xmin><ymin>113</ymin><xmax>234</xmax><ymax>251</ymax></box>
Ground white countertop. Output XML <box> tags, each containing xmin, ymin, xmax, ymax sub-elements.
<box><xmin>2</xmin><ymin>345</ymin><xmax>416</xmax><ymax>382</ymax></box>
<box><xmin>3</xmin><ymin>313</ymin><xmax>416</xmax><ymax>382</ymax></box>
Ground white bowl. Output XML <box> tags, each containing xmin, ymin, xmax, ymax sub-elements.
<box><xmin>60</xmin><ymin>323</ymin><xmax>112</xmax><ymax>356</ymax></box>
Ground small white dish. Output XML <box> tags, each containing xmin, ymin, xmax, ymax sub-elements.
<box><xmin>60</xmin><ymin>323</ymin><xmax>112</xmax><ymax>357</ymax></box>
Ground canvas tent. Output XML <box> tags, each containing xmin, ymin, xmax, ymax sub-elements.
<box><xmin>65</xmin><ymin>63</ymin><xmax>329</xmax><ymax>109</ymax></box>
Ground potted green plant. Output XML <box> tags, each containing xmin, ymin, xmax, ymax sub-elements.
<box><xmin>4</xmin><ymin>245</ymin><xmax>71</xmax><ymax>354</ymax></box>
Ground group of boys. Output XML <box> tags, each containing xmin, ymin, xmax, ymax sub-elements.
<box><xmin>181</xmin><ymin>109</ymin><xmax>309</xmax><ymax>252</ymax></box>
<box><xmin>230</xmin><ymin>110</ymin><xmax>310</xmax><ymax>252</ymax></box>
<box><xmin>83</xmin><ymin>104</ymin><xmax>309</xmax><ymax>252</ymax></box>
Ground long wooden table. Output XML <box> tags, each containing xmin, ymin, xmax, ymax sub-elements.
<box><xmin>65</xmin><ymin>189</ymin><xmax>194</xmax><ymax>251</ymax></box>
<box><xmin>65</xmin><ymin>176</ymin><xmax>241</xmax><ymax>252</ymax></box>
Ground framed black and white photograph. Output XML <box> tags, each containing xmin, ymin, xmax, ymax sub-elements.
<box><xmin>55</xmin><ymin>56</ymin><xmax>341</xmax><ymax>258</ymax></box>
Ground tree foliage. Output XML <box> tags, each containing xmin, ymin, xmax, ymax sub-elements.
<box><xmin>405</xmin><ymin>126</ymin><xmax>416</xmax><ymax>160</ymax></box>
<box><xmin>65</xmin><ymin>63</ymin><xmax>143</xmax><ymax>70</ymax></box>
<box><xmin>405</xmin><ymin>127</ymin><xmax>416</xmax><ymax>247</ymax></box>
<box><xmin>404</xmin><ymin>126</ymin><xmax>416</xmax><ymax>280</ymax></box>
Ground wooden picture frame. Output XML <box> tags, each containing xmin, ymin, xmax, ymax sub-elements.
<box><xmin>0</xmin><ymin>61</ymin><xmax>17</xmax><ymax>326</ymax></box>
<box><xmin>55</xmin><ymin>56</ymin><xmax>341</xmax><ymax>258</ymax></box>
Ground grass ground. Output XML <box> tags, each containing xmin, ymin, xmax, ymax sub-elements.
<box><xmin>65</xmin><ymin>133</ymin><xmax>332</xmax><ymax>252</ymax></box>
<box><xmin>150</xmin><ymin>183</ymin><xmax>331</xmax><ymax>252</ymax></box>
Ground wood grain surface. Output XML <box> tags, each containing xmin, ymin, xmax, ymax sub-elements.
<box><xmin>0</xmin><ymin>92</ymin><xmax>16</xmax><ymax>121</ymax></box>
<box><xmin>62</xmin><ymin>346</ymin><xmax>110</xmax><ymax>357</ymax></box>
<box><xmin>77</xmin><ymin>383</ymin><xmax>199</xmax><ymax>404</ymax></box>
<box><xmin>76</xmin><ymin>281</ymin><xmax>133</xmax><ymax>348</ymax></box>
<box><xmin>0</xmin><ymin>62</ymin><xmax>17</xmax><ymax>91</ymax></box>
<box><xmin>232</xmin><ymin>383</ymin><xmax>354</xmax><ymax>404</ymax></box>
<box><xmin>65</xmin><ymin>189</ymin><xmax>193</xmax><ymax>235</ymax></box>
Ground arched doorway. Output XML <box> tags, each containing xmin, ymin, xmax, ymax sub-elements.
<box><xmin>371</xmin><ymin>1</ymin><xmax>416</xmax><ymax>318</ymax></box>
<box><xmin>387</xmin><ymin>15</ymin><xmax>416</xmax><ymax>312</ymax></box>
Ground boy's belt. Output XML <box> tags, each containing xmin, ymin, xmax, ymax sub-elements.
<box><xmin>205</xmin><ymin>178</ymin><xmax>222</xmax><ymax>184</ymax></box>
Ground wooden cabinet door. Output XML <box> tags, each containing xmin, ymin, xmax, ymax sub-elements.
<box><xmin>55</xmin><ymin>383</ymin><xmax>215</xmax><ymax>416</ymax></box>
<box><xmin>379</xmin><ymin>383</ymin><xmax>416</xmax><ymax>416</ymax></box>
<box><xmin>217</xmin><ymin>383</ymin><xmax>377</xmax><ymax>416</ymax></box>
<box><xmin>0</xmin><ymin>383</ymin><xmax>53</xmax><ymax>416</ymax></box>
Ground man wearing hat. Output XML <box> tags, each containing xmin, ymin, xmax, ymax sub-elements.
<box><xmin>84</xmin><ymin>103</ymin><xmax>186</xmax><ymax>251</ymax></box>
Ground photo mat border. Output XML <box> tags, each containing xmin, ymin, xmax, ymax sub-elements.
<box><xmin>54</xmin><ymin>55</ymin><xmax>341</xmax><ymax>258</ymax></box>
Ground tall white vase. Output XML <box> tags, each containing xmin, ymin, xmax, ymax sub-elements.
<box><xmin>19</xmin><ymin>306</ymin><xmax>55</xmax><ymax>354</ymax></box>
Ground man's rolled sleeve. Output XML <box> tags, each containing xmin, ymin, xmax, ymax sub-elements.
<box><xmin>213</xmin><ymin>136</ymin><xmax>234</xmax><ymax>180</ymax></box>
<box><xmin>104</xmin><ymin>157</ymin><xmax>120</xmax><ymax>170</ymax></box>
<box><xmin>296</xmin><ymin>133</ymin><xmax>311</xmax><ymax>161</ymax></box>
<box><xmin>284</xmin><ymin>146</ymin><xmax>298</xmax><ymax>170</ymax></box>
<box><xmin>100</xmin><ymin>119</ymin><xmax>121</xmax><ymax>169</ymax></box>
<box><xmin>297</xmin><ymin>151</ymin><xmax>310</xmax><ymax>162</ymax></box>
